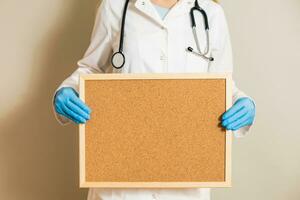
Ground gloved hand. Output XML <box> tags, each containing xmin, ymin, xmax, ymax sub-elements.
<box><xmin>221</xmin><ymin>97</ymin><xmax>256</xmax><ymax>131</ymax></box>
<box><xmin>54</xmin><ymin>87</ymin><xmax>91</xmax><ymax>124</ymax></box>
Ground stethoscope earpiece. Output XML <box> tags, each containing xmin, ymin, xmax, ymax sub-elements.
<box><xmin>187</xmin><ymin>47</ymin><xmax>214</xmax><ymax>62</ymax></box>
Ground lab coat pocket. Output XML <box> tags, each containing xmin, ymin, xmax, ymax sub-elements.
<box><xmin>185</xmin><ymin>42</ymin><xmax>211</xmax><ymax>73</ymax></box>
<box><xmin>184</xmin><ymin>27</ymin><xmax>211</xmax><ymax>73</ymax></box>
<box><xmin>137</xmin><ymin>31</ymin><xmax>165</xmax><ymax>73</ymax></box>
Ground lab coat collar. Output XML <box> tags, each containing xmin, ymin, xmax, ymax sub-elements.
<box><xmin>135</xmin><ymin>0</ymin><xmax>163</xmax><ymax>26</ymax></box>
<box><xmin>134</xmin><ymin>0</ymin><xmax>196</xmax><ymax>27</ymax></box>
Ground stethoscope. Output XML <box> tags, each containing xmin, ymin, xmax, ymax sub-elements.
<box><xmin>111</xmin><ymin>0</ymin><xmax>214</xmax><ymax>69</ymax></box>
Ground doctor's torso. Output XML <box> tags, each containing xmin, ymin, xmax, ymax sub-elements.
<box><xmin>107</xmin><ymin>0</ymin><xmax>225</xmax><ymax>74</ymax></box>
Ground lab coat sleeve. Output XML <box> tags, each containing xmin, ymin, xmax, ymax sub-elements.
<box><xmin>53</xmin><ymin>0</ymin><xmax>114</xmax><ymax>125</ymax></box>
<box><xmin>208</xmin><ymin>4</ymin><xmax>255</xmax><ymax>137</ymax></box>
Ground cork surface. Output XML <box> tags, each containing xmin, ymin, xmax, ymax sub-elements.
<box><xmin>84</xmin><ymin>78</ymin><xmax>226</xmax><ymax>183</ymax></box>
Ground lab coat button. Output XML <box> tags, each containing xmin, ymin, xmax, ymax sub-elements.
<box><xmin>160</xmin><ymin>55</ymin><xmax>166</xmax><ymax>61</ymax></box>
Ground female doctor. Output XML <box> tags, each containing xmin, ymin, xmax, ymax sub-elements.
<box><xmin>53</xmin><ymin>0</ymin><xmax>256</xmax><ymax>199</ymax></box>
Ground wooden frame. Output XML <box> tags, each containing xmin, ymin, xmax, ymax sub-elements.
<box><xmin>79</xmin><ymin>73</ymin><xmax>232</xmax><ymax>188</ymax></box>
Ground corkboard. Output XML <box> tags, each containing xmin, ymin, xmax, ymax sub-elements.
<box><xmin>79</xmin><ymin>73</ymin><xmax>232</xmax><ymax>188</ymax></box>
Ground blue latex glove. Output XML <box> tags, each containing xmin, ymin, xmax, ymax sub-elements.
<box><xmin>54</xmin><ymin>87</ymin><xmax>91</xmax><ymax>124</ymax></box>
<box><xmin>222</xmin><ymin>97</ymin><xmax>255</xmax><ymax>131</ymax></box>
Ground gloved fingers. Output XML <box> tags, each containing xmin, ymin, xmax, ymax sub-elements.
<box><xmin>231</xmin><ymin>120</ymin><xmax>252</xmax><ymax>131</ymax></box>
<box><xmin>63</xmin><ymin>111</ymin><xmax>82</xmax><ymax>124</ymax></box>
<box><xmin>70</xmin><ymin>97</ymin><xmax>91</xmax><ymax>114</ymax></box>
<box><xmin>55</xmin><ymin>103</ymin><xmax>65</xmax><ymax>116</ymax></box>
<box><xmin>61</xmin><ymin>104</ymin><xmax>86</xmax><ymax>124</ymax></box>
<box><xmin>222</xmin><ymin>107</ymin><xmax>247</xmax><ymax>127</ymax></box>
<box><xmin>225</xmin><ymin>113</ymin><xmax>251</xmax><ymax>130</ymax></box>
<box><xmin>222</xmin><ymin>101</ymin><xmax>244</xmax><ymax>121</ymax></box>
<box><xmin>66</xmin><ymin>100</ymin><xmax>90</xmax><ymax>120</ymax></box>
<box><xmin>56</xmin><ymin>104</ymin><xmax>81</xmax><ymax>124</ymax></box>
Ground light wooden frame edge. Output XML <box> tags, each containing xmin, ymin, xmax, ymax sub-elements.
<box><xmin>79</xmin><ymin>73</ymin><xmax>232</xmax><ymax>188</ymax></box>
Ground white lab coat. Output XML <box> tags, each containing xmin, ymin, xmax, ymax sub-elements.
<box><xmin>53</xmin><ymin>0</ymin><xmax>253</xmax><ymax>199</ymax></box>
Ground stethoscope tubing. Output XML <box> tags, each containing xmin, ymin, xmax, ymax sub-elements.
<box><xmin>118</xmin><ymin>0</ymin><xmax>130</xmax><ymax>53</ymax></box>
<box><xmin>190</xmin><ymin>6</ymin><xmax>209</xmax><ymax>30</ymax></box>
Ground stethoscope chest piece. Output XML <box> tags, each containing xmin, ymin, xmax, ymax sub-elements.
<box><xmin>111</xmin><ymin>51</ymin><xmax>126</xmax><ymax>69</ymax></box>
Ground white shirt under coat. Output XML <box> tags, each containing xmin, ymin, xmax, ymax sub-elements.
<box><xmin>53</xmin><ymin>0</ymin><xmax>254</xmax><ymax>199</ymax></box>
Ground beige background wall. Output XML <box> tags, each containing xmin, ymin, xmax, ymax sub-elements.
<box><xmin>0</xmin><ymin>0</ymin><xmax>299</xmax><ymax>199</ymax></box>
